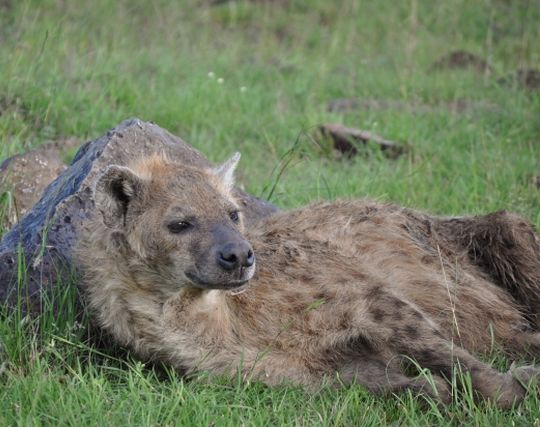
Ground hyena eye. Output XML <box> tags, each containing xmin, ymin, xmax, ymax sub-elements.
<box><xmin>229</xmin><ymin>210</ymin><xmax>240</xmax><ymax>223</ymax></box>
<box><xmin>167</xmin><ymin>220</ymin><xmax>191</xmax><ymax>234</ymax></box>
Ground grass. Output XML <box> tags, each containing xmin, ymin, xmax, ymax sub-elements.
<box><xmin>1</xmin><ymin>0</ymin><xmax>540</xmax><ymax>424</ymax></box>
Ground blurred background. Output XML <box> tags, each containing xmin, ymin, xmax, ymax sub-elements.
<box><xmin>1</xmin><ymin>0</ymin><xmax>539</xmax><ymax>217</ymax></box>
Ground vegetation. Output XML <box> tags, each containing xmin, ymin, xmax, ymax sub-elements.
<box><xmin>1</xmin><ymin>0</ymin><xmax>539</xmax><ymax>424</ymax></box>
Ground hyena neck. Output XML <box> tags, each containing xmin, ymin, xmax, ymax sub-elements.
<box><xmin>164</xmin><ymin>288</ymin><xmax>238</xmax><ymax>342</ymax></box>
<box><xmin>156</xmin><ymin>287</ymin><xmax>239</xmax><ymax>370</ymax></box>
<box><xmin>91</xmin><ymin>256</ymin><xmax>168</xmax><ymax>352</ymax></box>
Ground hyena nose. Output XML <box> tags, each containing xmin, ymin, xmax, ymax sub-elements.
<box><xmin>217</xmin><ymin>242</ymin><xmax>255</xmax><ymax>271</ymax></box>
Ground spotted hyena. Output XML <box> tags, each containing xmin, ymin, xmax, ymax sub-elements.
<box><xmin>78</xmin><ymin>153</ymin><xmax>540</xmax><ymax>408</ymax></box>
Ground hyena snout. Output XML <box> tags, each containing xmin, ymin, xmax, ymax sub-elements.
<box><xmin>216</xmin><ymin>241</ymin><xmax>255</xmax><ymax>271</ymax></box>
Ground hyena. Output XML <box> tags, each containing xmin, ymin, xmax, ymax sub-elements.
<box><xmin>77</xmin><ymin>153</ymin><xmax>540</xmax><ymax>408</ymax></box>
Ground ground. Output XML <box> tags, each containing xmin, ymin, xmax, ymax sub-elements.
<box><xmin>1</xmin><ymin>0</ymin><xmax>540</xmax><ymax>425</ymax></box>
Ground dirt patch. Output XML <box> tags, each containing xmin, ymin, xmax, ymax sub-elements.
<box><xmin>0</xmin><ymin>0</ymin><xmax>12</xmax><ymax>11</ymax></box>
<box><xmin>326</xmin><ymin>98</ymin><xmax>501</xmax><ymax>115</ymax></box>
<box><xmin>499</xmin><ymin>68</ymin><xmax>540</xmax><ymax>92</ymax></box>
<box><xmin>208</xmin><ymin>0</ymin><xmax>288</xmax><ymax>5</ymax></box>
<box><xmin>431</xmin><ymin>50</ymin><xmax>491</xmax><ymax>73</ymax></box>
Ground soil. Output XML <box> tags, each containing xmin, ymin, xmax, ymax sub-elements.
<box><xmin>431</xmin><ymin>50</ymin><xmax>491</xmax><ymax>73</ymax></box>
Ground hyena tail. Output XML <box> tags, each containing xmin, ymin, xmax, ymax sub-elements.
<box><xmin>435</xmin><ymin>211</ymin><xmax>540</xmax><ymax>330</ymax></box>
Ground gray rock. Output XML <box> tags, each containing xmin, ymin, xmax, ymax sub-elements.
<box><xmin>0</xmin><ymin>118</ymin><xmax>278</xmax><ymax>314</ymax></box>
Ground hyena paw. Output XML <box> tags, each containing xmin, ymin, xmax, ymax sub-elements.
<box><xmin>412</xmin><ymin>375</ymin><xmax>452</xmax><ymax>405</ymax></box>
<box><xmin>511</xmin><ymin>363</ymin><xmax>540</xmax><ymax>390</ymax></box>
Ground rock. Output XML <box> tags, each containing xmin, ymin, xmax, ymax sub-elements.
<box><xmin>319</xmin><ymin>123</ymin><xmax>406</xmax><ymax>159</ymax></box>
<box><xmin>0</xmin><ymin>118</ymin><xmax>278</xmax><ymax>315</ymax></box>
<box><xmin>0</xmin><ymin>138</ymin><xmax>81</xmax><ymax>230</ymax></box>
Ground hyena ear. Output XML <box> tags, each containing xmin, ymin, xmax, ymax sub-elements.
<box><xmin>213</xmin><ymin>152</ymin><xmax>241</xmax><ymax>191</ymax></box>
<box><xmin>94</xmin><ymin>165</ymin><xmax>145</xmax><ymax>228</ymax></box>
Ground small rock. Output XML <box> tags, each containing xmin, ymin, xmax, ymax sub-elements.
<box><xmin>318</xmin><ymin>123</ymin><xmax>405</xmax><ymax>159</ymax></box>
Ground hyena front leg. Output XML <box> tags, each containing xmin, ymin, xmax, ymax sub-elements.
<box><xmin>339</xmin><ymin>357</ymin><xmax>451</xmax><ymax>404</ymax></box>
<box><xmin>365</xmin><ymin>290</ymin><xmax>540</xmax><ymax>408</ymax></box>
<box><xmin>405</xmin><ymin>338</ymin><xmax>540</xmax><ymax>409</ymax></box>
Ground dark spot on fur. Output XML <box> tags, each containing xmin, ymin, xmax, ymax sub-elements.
<box><xmin>421</xmin><ymin>255</ymin><xmax>434</xmax><ymax>265</ymax></box>
<box><xmin>315</xmin><ymin>292</ymin><xmax>328</xmax><ymax>300</ymax></box>
<box><xmin>339</xmin><ymin>316</ymin><xmax>349</xmax><ymax>329</ymax></box>
<box><xmin>413</xmin><ymin>280</ymin><xmax>433</xmax><ymax>289</ymax></box>
<box><xmin>393</xmin><ymin>299</ymin><xmax>406</xmax><ymax>308</ymax></box>
<box><xmin>404</xmin><ymin>325</ymin><xmax>419</xmax><ymax>339</ymax></box>
<box><xmin>352</xmin><ymin>271</ymin><xmax>368</xmax><ymax>282</ymax></box>
<box><xmin>372</xmin><ymin>308</ymin><xmax>385</xmax><ymax>322</ymax></box>
<box><xmin>320</xmin><ymin>347</ymin><xmax>340</xmax><ymax>366</ymax></box>
<box><xmin>418</xmin><ymin>349</ymin><xmax>435</xmax><ymax>361</ymax></box>
<box><xmin>345</xmin><ymin>334</ymin><xmax>373</xmax><ymax>353</ymax></box>
<box><xmin>366</xmin><ymin>286</ymin><xmax>384</xmax><ymax>299</ymax></box>
<box><xmin>393</xmin><ymin>311</ymin><xmax>403</xmax><ymax>321</ymax></box>
<box><xmin>283</xmin><ymin>245</ymin><xmax>301</xmax><ymax>258</ymax></box>
<box><xmin>415</xmin><ymin>347</ymin><xmax>452</xmax><ymax>376</ymax></box>
<box><xmin>301</xmin><ymin>274</ymin><xmax>315</xmax><ymax>283</ymax></box>
<box><xmin>284</xmin><ymin>293</ymin><xmax>307</xmax><ymax>313</ymax></box>
<box><xmin>285</xmin><ymin>295</ymin><xmax>297</xmax><ymax>305</ymax></box>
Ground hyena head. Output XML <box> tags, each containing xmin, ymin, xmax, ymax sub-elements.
<box><xmin>93</xmin><ymin>152</ymin><xmax>255</xmax><ymax>295</ymax></box>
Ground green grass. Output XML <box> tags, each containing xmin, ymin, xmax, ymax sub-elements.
<box><xmin>1</xmin><ymin>0</ymin><xmax>540</xmax><ymax>424</ymax></box>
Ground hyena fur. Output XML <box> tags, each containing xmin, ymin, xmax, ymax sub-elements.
<box><xmin>77</xmin><ymin>153</ymin><xmax>540</xmax><ymax>408</ymax></box>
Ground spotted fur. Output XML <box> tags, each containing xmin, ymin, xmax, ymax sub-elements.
<box><xmin>77</xmin><ymin>155</ymin><xmax>540</xmax><ymax>408</ymax></box>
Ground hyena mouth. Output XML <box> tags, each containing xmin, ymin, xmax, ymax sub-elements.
<box><xmin>184</xmin><ymin>270</ymin><xmax>252</xmax><ymax>290</ymax></box>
